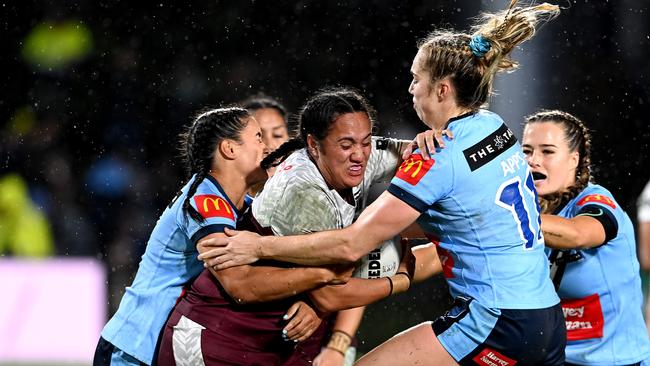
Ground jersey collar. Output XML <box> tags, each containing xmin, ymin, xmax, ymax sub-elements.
<box><xmin>444</xmin><ymin>111</ymin><xmax>476</xmax><ymax>130</ymax></box>
<box><xmin>204</xmin><ymin>174</ymin><xmax>245</xmax><ymax>216</ymax></box>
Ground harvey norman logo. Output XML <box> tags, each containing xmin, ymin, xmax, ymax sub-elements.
<box><xmin>473</xmin><ymin>347</ymin><xmax>517</xmax><ymax>366</ymax></box>
<box><xmin>463</xmin><ymin>123</ymin><xmax>517</xmax><ymax>171</ymax></box>
<box><xmin>561</xmin><ymin>293</ymin><xmax>604</xmax><ymax>341</ymax></box>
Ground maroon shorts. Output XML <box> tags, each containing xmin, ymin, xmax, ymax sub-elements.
<box><xmin>157</xmin><ymin>309</ymin><xmax>329</xmax><ymax>366</ymax></box>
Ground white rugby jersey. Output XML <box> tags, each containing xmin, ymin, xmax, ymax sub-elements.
<box><xmin>253</xmin><ymin>136</ymin><xmax>408</xmax><ymax>235</ymax></box>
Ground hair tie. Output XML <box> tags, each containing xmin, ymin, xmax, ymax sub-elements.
<box><xmin>469</xmin><ymin>35</ymin><xmax>491</xmax><ymax>57</ymax></box>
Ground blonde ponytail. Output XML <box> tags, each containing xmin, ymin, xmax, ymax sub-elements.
<box><xmin>417</xmin><ymin>1</ymin><xmax>560</xmax><ymax>110</ymax></box>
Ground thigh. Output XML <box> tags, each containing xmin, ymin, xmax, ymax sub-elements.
<box><xmin>355</xmin><ymin>322</ymin><xmax>457</xmax><ymax>366</ymax></box>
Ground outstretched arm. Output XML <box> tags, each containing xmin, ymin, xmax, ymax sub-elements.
<box><xmin>200</xmin><ymin>191</ymin><xmax>421</xmax><ymax>269</ymax></box>
<box><xmin>197</xmin><ymin>232</ymin><xmax>350</xmax><ymax>304</ymax></box>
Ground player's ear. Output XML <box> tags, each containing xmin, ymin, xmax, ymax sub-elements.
<box><xmin>219</xmin><ymin>139</ymin><xmax>238</xmax><ymax>160</ymax></box>
<box><xmin>437</xmin><ymin>77</ymin><xmax>452</xmax><ymax>102</ymax></box>
<box><xmin>306</xmin><ymin>134</ymin><xmax>319</xmax><ymax>159</ymax></box>
<box><xmin>568</xmin><ymin>151</ymin><xmax>579</xmax><ymax>172</ymax></box>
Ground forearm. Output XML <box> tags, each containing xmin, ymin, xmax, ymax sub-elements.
<box><xmin>308</xmin><ymin>278</ymin><xmax>391</xmax><ymax>312</ymax></box>
<box><xmin>541</xmin><ymin>214</ymin><xmax>606</xmax><ymax>249</ymax></box>
<box><xmin>322</xmin><ymin>307</ymin><xmax>364</xmax><ymax>357</ymax></box>
<box><xmin>412</xmin><ymin>243</ymin><xmax>442</xmax><ymax>282</ymax></box>
<box><xmin>541</xmin><ymin>215</ymin><xmax>582</xmax><ymax>249</ymax></box>
<box><xmin>258</xmin><ymin>227</ymin><xmax>366</xmax><ymax>265</ymax></box>
<box><xmin>215</xmin><ymin>265</ymin><xmax>332</xmax><ymax>304</ymax></box>
<box><xmin>332</xmin><ymin>307</ymin><xmax>364</xmax><ymax>336</ymax></box>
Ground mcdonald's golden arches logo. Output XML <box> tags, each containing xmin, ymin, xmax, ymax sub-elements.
<box><xmin>193</xmin><ymin>194</ymin><xmax>235</xmax><ymax>220</ymax></box>
<box><xmin>396</xmin><ymin>153</ymin><xmax>435</xmax><ymax>185</ymax></box>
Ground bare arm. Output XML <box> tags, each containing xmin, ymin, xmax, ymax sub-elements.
<box><xmin>541</xmin><ymin>214</ymin><xmax>607</xmax><ymax>250</ymax></box>
<box><xmin>331</xmin><ymin>307</ymin><xmax>364</xmax><ymax>339</ymax></box>
<box><xmin>308</xmin><ymin>278</ymin><xmax>392</xmax><ymax>313</ymax></box>
<box><xmin>411</xmin><ymin>243</ymin><xmax>442</xmax><ymax>283</ymax></box>
<box><xmin>197</xmin><ymin>232</ymin><xmax>344</xmax><ymax>304</ymax></box>
<box><xmin>400</xmin><ymin>222</ymin><xmax>427</xmax><ymax>240</ymax></box>
<box><xmin>201</xmin><ymin>191</ymin><xmax>421</xmax><ymax>269</ymax></box>
<box><xmin>314</xmin><ymin>308</ymin><xmax>364</xmax><ymax>366</ymax></box>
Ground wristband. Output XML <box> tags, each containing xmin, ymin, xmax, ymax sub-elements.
<box><xmin>326</xmin><ymin>330</ymin><xmax>352</xmax><ymax>355</ymax></box>
<box><xmin>387</xmin><ymin>276</ymin><xmax>394</xmax><ymax>296</ymax></box>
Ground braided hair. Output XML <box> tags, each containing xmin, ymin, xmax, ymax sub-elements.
<box><xmin>416</xmin><ymin>1</ymin><xmax>559</xmax><ymax>110</ymax></box>
<box><xmin>525</xmin><ymin>110</ymin><xmax>592</xmax><ymax>214</ymax></box>
<box><xmin>261</xmin><ymin>86</ymin><xmax>376</xmax><ymax>170</ymax></box>
<box><xmin>179</xmin><ymin>107</ymin><xmax>251</xmax><ymax>222</ymax></box>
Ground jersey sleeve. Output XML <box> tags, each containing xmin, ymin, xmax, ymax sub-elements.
<box><xmin>185</xmin><ymin>193</ymin><xmax>238</xmax><ymax>244</ymax></box>
<box><xmin>574</xmin><ymin>191</ymin><xmax>620</xmax><ymax>244</ymax></box>
<box><xmin>387</xmin><ymin>149</ymin><xmax>454</xmax><ymax>213</ymax></box>
<box><xmin>576</xmin><ymin>204</ymin><xmax>618</xmax><ymax>243</ymax></box>
<box><xmin>638</xmin><ymin>181</ymin><xmax>650</xmax><ymax>222</ymax></box>
<box><xmin>267</xmin><ymin>183</ymin><xmax>340</xmax><ymax>235</ymax></box>
<box><xmin>365</xmin><ymin>137</ymin><xmax>410</xmax><ymax>184</ymax></box>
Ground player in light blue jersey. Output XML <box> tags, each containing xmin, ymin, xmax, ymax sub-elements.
<box><xmin>201</xmin><ymin>2</ymin><xmax>565</xmax><ymax>365</ymax></box>
<box><xmin>523</xmin><ymin>110</ymin><xmax>650</xmax><ymax>366</ymax></box>
<box><xmin>93</xmin><ymin>107</ymin><xmax>341</xmax><ymax>365</ymax></box>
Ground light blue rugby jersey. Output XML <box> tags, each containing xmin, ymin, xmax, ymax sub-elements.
<box><xmin>388</xmin><ymin>110</ymin><xmax>558</xmax><ymax>309</ymax></box>
<box><xmin>101</xmin><ymin>174</ymin><xmax>244</xmax><ymax>364</ymax></box>
<box><xmin>555</xmin><ymin>183</ymin><xmax>650</xmax><ymax>365</ymax></box>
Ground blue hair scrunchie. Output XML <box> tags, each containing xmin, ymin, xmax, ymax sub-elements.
<box><xmin>469</xmin><ymin>35</ymin><xmax>491</xmax><ymax>57</ymax></box>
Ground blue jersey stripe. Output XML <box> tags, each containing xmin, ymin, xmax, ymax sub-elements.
<box><xmin>190</xmin><ymin>224</ymin><xmax>233</xmax><ymax>244</ymax></box>
<box><xmin>387</xmin><ymin>184</ymin><xmax>428</xmax><ymax>213</ymax></box>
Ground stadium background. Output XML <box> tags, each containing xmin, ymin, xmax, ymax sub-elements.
<box><xmin>1</xmin><ymin>0</ymin><xmax>649</xmax><ymax>363</ymax></box>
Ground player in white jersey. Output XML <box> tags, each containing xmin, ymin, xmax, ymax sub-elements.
<box><xmin>523</xmin><ymin>110</ymin><xmax>650</xmax><ymax>365</ymax></box>
<box><xmin>254</xmin><ymin>87</ymin><xmax>420</xmax><ymax>365</ymax></box>
<box><xmin>200</xmin><ymin>2</ymin><xmax>564</xmax><ymax>365</ymax></box>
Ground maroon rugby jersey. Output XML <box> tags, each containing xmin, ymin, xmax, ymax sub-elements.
<box><xmin>163</xmin><ymin>208</ymin><xmax>330</xmax><ymax>365</ymax></box>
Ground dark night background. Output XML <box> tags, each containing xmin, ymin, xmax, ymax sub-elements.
<box><xmin>1</xmin><ymin>0</ymin><xmax>649</xmax><ymax>356</ymax></box>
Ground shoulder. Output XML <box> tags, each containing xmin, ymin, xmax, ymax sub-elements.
<box><xmin>573</xmin><ymin>184</ymin><xmax>620</xmax><ymax>211</ymax></box>
<box><xmin>446</xmin><ymin>110</ymin><xmax>508</xmax><ymax>149</ymax></box>
<box><xmin>274</xmin><ymin>150</ymin><xmax>322</xmax><ymax>181</ymax></box>
<box><xmin>262</xmin><ymin>152</ymin><xmax>328</xmax><ymax>200</ymax></box>
<box><xmin>256</xmin><ymin>180</ymin><xmax>339</xmax><ymax>234</ymax></box>
<box><xmin>254</xmin><ymin>154</ymin><xmax>332</xmax><ymax>217</ymax></box>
